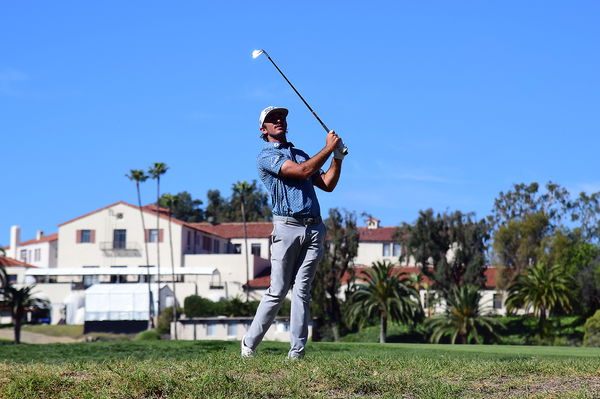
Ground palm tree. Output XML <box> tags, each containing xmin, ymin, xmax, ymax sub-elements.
<box><xmin>126</xmin><ymin>169</ymin><xmax>153</xmax><ymax>328</ymax></box>
<box><xmin>163</xmin><ymin>193</ymin><xmax>179</xmax><ymax>340</ymax></box>
<box><xmin>346</xmin><ymin>260</ymin><xmax>421</xmax><ymax>343</ymax></box>
<box><xmin>0</xmin><ymin>264</ymin><xmax>7</xmax><ymax>293</ymax></box>
<box><xmin>426</xmin><ymin>284</ymin><xmax>501</xmax><ymax>344</ymax></box>
<box><xmin>505</xmin><ymin>262</ymin><xmax>573</xmax><ymax>337</ymax></box>
<box><xmin>2</xmin><ymin>285</ymin><xmax>49</xmax><ymax>344</ymax></box>
<box><xmin>232</xmin><ymin>181</ymin><xmax>252</xmax><ymax>301</ymax></box>
<box><xmin>148</xmin><ymin>162</ymin><xmax>169</xmax><ymax>317</ymax></box>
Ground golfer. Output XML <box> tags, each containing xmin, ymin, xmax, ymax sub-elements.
<box><xmin>241</xmin><ymin>106</ymin><xmax>345</xmax><ymax>359</ymax></box>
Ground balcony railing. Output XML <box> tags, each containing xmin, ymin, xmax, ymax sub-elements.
<box><xmin>99</xmin><ymin>242</ymin><xmax>141</xmax><ymax>257</ymax></box>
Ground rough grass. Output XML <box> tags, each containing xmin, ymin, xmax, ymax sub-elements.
<box><xmin>1</xmin><ymin>340</ymin><xmax>600</xmax><ymax>398</ymax></box>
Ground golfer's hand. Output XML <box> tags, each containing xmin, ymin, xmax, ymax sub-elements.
<box><xmin>334</xmin><ymin>139</ymin><xmax>347</xmax><ymax>160</ymax></box>
<box><xmin>326</xmin><ymin>130</ymin><xmax>341</xmax><ymax>151</ymax></box>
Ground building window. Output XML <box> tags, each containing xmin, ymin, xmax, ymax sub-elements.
<box><xmin>20</xmin><ymin>249</ymin><xmax>27</xmax><ymax>262</ymax></box>
<box><xmin>251</xmin><ymin>243</ymin><xmax>261</xmax><ymax>257</ymax></box>
<box><xmin>202</xmin><ymin>236</ymin><xmax>211</xmax><ymax>251</ymax></box>
<box><xmin>8</xmin><ymin>275</ymin><xmax>17</xmax><ymax>284</ymax></box>
<box><xmin>227</xmin><ymin>323</ymin><xmax>237</xmax><ymax>337</ymax></box>
<box><xmin>110</xmin><ymin>275</ymin><xmax>127</xmax><ymax>283</ymax></box>
<box><xmin>34</xmin><ymin>248</ymin><xmax>41</xmax><ymax>262</ymax></box>
<box><xmin>147</xmin><ymin>229</ymin><xmax>158</xmax><ymax>243</ymax></box>
<box><xmin>213</xmin><ymin>240</ymin><xmax>220</xmax><ymax>253</ymax></box>
<box><xmin>493</xmin><ymin>293</ymin><xmax>503</xmax><ymax>309</ymax></box>
<box><xmin>393</xmin><ymin>243</ymin><xmax>401</xmax><ymax>257</ymax></box>
<box><xmin>81</xmin><ymin>230</ymin><xmax>91</xmax><ymax>243</ymax></box>
<box><xmin>187</xmin><ymin>231</ymin><xmax>192</xmax><ymax>250</ymax></box>
<box><xmin>382</xmin><ymin>243</ymin><xmax>390</xmax><ymax>257</ymax></box>
<box><xmin>233</xmin><ymin>244</ymin><xmax>242</xmax><ymax>254</ymax></box>
<box><xmin>113</xmin><ymin>229</ymin><xmax>126</xmax><ymax>249</ymax></box>
<box><xmin>206</xmin><ymin>323</ymin><xmax>216</xmax><ymax>337</ymax></box>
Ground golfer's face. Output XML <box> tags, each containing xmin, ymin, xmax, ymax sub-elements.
<box><xmin>263</xmin><ymin>112</ymin><xmax>287</xmax><ymax>137</ymax></box>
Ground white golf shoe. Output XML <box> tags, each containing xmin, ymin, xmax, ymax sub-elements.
<box><xmin>241</xmin><ymin>335</ymin><xmax>255</xmax><ymax>358</ymax></box>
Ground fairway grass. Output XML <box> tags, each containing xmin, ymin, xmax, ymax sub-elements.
<box><xmin>1</xmin><ymin>341</ymin><xmax>600</xmax><ymax>398</ymax></box>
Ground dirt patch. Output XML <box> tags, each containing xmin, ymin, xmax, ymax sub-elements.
<box><xmin>470</xmin><ymin>376</ymin><xmax>600</xmax><ymax>398</ymax></box>
<box><xmin>0</xmin><ymin>328</ymin><xmax>81</xmax><ymax>344</ymax></box>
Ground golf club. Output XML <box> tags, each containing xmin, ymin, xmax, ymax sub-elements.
<box><xmin>252</xmin><ymin>49</ymin><xmax>348</xmax><ymax>155</ymax></box>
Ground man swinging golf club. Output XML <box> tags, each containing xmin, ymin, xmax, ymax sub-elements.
<box><xmin>241</xmin><ymin>106</ymin><xmax>346</xmax><ymax>359</ymax></box>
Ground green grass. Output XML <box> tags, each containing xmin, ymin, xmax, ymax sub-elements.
<box><xmin>1</xmin><ymin>340</ymin><xmax>600</xmax><ymax>398</ymax></box>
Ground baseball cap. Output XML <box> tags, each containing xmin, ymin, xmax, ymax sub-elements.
<box><xmin>259</xmin><ymin>106</ymin><xmax>288</xmax><ymax>128</ymax></box>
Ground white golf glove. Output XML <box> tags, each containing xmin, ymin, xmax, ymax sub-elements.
<box><xmin>334</xmin><ymin>140</ymin><xmax>347</xmax><ymax>160</ymax></box>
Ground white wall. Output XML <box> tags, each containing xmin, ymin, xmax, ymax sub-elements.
<box><xmin>173</xmin><ymin>317</ymin><xmax>311</xmax><ymax>342</ymax></box>
<box><xmin>58</xmin><ymin>203</ymin><xmax>185</xmax><ymax>269</ymax></box>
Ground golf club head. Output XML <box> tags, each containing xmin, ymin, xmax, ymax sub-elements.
<box><xmin>252</xmin><ymin>49</ymin><xmax>265</xmax><ymax>59</ymax></box>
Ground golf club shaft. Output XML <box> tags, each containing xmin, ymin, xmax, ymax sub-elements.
<box><xmin>264</xmin><ymin>53</ymin><xmax>329</xmax><ymax>133</ymax></box>
<box><xmin>263</xmin><ymin>52</ymin><xmax>348</xmax><ymax>155</ymax></box>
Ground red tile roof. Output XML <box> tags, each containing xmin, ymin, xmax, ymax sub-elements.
<box><xmin>191</xmin><ymin>222</ymin><xmax>274</xmax><ymax>239</ymax></box>
<box><xmin>245</xmin><ymin>275</ymin><xmax>271</xmax><ymax>289</ymax></box>
<box><xmin>0</xmin><ymin>256</ymin><xmax>38</xmax><ymax>268</ymax></box>
<box><xmin>57</xmin><ymin>201</ymin><xmax>224</xmax><ymax>239</ymax></box>
<box><xmin>246</xmin><ymin>266</ymin><xmax>498</xmax><ymax>290</ymax></box>
<box><xmin>6</xmin><ymin>233</ymin><xmax>58</xmax><ymax>249</ymax></box>
<box><xmin>358</xmin><ymin>226</ymin><xmax>400</xmax><ymax>242</ymax></box>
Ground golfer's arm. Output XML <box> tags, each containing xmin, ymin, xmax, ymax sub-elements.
<box><xmin>279</xmin><ymin>146</ymin><xmax>334</xmax><ymax>180</ymax></box>
<box><xmin>313</xmin><ymin>158</ymin><xmax>342</xmax><ymax>192</ymax></box>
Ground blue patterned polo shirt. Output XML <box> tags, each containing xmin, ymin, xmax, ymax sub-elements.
<box><xmin>257</xmin><ymin>142</ymin><xmax>322</xmax><ymax>218</ymax></box>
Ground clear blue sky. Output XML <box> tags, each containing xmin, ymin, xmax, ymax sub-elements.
<box><xmin>1</xmin><ymin>1</ymin><xmax>599</xmax><ymax>246</ymax></box>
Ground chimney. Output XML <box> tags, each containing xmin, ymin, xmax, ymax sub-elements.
<box><xmin>36</xmin><ymin>230</ymin><xmax>44</xmax><ymax>240</ymax></box>
<box><xmin>366</xmin><ymin>218</ymin><xmax>381</xmax><ymax>230</ymax></box>
<box><xmin>9</xmin><ymin>225</ymin><xmax>21</xmax><ymax>259</ymax></box>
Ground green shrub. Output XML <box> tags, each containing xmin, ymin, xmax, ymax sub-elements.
<box><xmin>157</xmin><ymin>306</ymin><xmax>183</xmax><ymax>335</ymax></box>
<box><xmin>583</xmin><ymin>310</ymin><xmax>600</xmax><ymax>347</ymax></box>
<box><xmin>183</xmin><ymin>295</ymin><xmax>263</xmax><ymax>317</ymax></box>
<box><xmin>135</xmin><ymin>329</ymin><xmax>161</xmax><ymax>341</ymax></box>
<box><xmin>183</xmin><ymin>295</ymin><xmax>217</xmax><ymax>317</ymax></box>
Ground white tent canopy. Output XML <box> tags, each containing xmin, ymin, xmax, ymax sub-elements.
<box><xmin>84</xmin><ymin>283</ymin><xmax>173</xmax><ymax>321</ymax></box>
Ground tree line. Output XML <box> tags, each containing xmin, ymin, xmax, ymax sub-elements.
<box><xmin>311</xmin><ymin>181</ymin><xmax>600</xmax><ymax>344</ymax></box>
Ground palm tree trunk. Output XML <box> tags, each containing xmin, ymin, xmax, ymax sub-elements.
<box><xmin>539</xmin><ymin>306</ymin><xmax>547</xmax><ymax>337</ymax></box>
<box><xmin>168</xmin><ymin>211</ymin><xmax>177</xmax><ymax>340</ymax></box>
<box><xmin>137</xmin><ymin>182</ymin><xmax>153</xmax><ymax>329</ymax></box>
<box><xmin>13</xmin><ymin>309</ymin><xmax>22</xmax><ymax>344</ymax></box>
<box><xmin>241</xmin><ymin>199</ymin><xmax>250</xmax><ymax>302</ymax></box>
<box><xmin>155</xmin><ymin>178</ymin><xmax>161</xmax><ymax>321</ymax></box>
<box><xmin>380</xmin><ymin>313</ymin><xmax>387</xmax><ymax>343</ymax></box>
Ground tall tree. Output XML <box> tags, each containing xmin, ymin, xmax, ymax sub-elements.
<box><xmin>312</xmin><ymin>209</ymin><xmax>359</xmax><ymax>341</ymax></box>
<box><xmin>426</xmin><ymin>284</ymin><xmax>501</xmax><ymax>344</ymax></box>
<box><xmin>491</xmin><ymin>181</ymin><xmax>571</xmax><ymax>230</ymax></box>
<box><xmin>345</xmin><ymin>260</ymin><xmax>421</xmax><ymax>343</ymax></box>
<box><xmin>205</xmin><ymin>182</ymin><xmax>271</xmax><ymax>223</ymax></box>
<box><xmin>570</xmin><ymin>191</ymin><xmax>600</xmax><ymax>243</ymax></box>
<box><xmin>229</xmin><ymin>180</ymin><xmax>271</xmax><ymax>222</ymax></box>
<box><xmin>126</xmin><ymin>169</ymin><xmax>153</xmax><ymax>328</ymax></box>
<box><xmin>492</xmin><ymin>212</ymin><xmax>550</xmax><ymax>287</ymax></box>
<box><xmin>232</xmin><ymin>181</ymin><xmax>252</xmax><ymax>301</ymax></box>
<box><xmin>505</xmin><ymin>262</ymin><xmax>574</xmax><ymax>337</ymax></box>
<box><xmin>149</xmin><ymin>162</ymin><xmax>169</xmax><ymax>318</ymax></box>
<box><xmin>158</xmin><ymin>191</ymin><xmax>204</xmax><ymax>222</ymax></box>
<box><xmin>398</xmin><ymin>209</ymin><xmax>489</xmax><ymax>296</ymax></box>
<box><xmin>162</xmin><ymin>193</ymin><xmax>179</xmax><ymax>339</ymax></box>
<box><xmin>204</xmin><ymin>189</ymin><xmax>226</xmax><ymax>223</ymax></box>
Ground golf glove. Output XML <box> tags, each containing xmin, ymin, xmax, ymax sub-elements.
<box><xmin>334</xmin><ymin>141</ymin><xmax>347</xmax><ymax>160</ymax></box>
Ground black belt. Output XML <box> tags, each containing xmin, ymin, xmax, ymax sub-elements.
<box><xmin>273</xmin><ymin>215</ymin><xmax>322</xmax><ymax>225</ymax></box>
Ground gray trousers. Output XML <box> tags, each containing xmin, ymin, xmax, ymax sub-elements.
<box><xmin>245</xmin><ymin>218</ymin><xmax>325</xmax><ymax>357</ymax></box>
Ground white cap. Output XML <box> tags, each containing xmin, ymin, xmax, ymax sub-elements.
<box><xmin>259</xmin><ymin>106</ymin><xmax>288</xmax><ymax>129</ymax></box>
